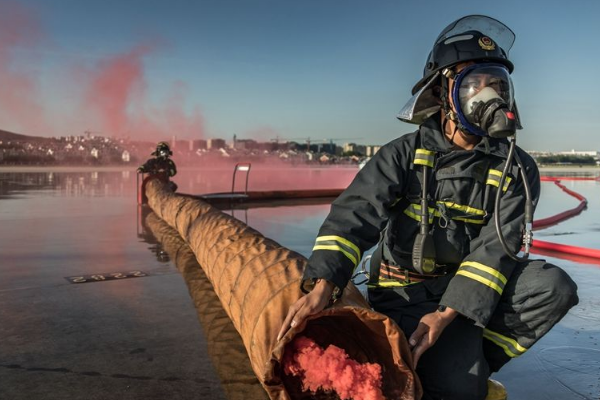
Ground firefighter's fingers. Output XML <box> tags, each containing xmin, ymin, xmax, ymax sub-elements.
<box><xmin>277</xmin><ymin>289</ymin><xmax>330</xmax><ymax>341</ymax></box>
<box><xmin>411</xmin><ymin>335</ymin><xmax>431</xmax><ymax>368</ymax></box>
<box><xmin>277</xmin><ymin>296</ymin><xmax>307</xmax><ymax>341</ymax></box>
<box><xmin>292</xmin><ymin>290</ymin><xmax>329</xmax><ymax>324</ymax></box>
<box><xmin>409</xmin><ymin>321</ymin><xmax>430</xmax><ymax>367</ymax></box>
<box><xmin>409</xmin><ymin>321</ymin><xmax>428</xmax><ymax>348</ymax></box>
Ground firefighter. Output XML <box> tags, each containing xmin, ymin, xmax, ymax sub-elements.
<box><xmin>137</xmin><ymin>141</ymin><xmax>178</xmax><ymax>192</ymax></box>
<box><xmin>278</xmin><ymin>15</ymin><xmax>578</xmax><ymax>400</ymax></box>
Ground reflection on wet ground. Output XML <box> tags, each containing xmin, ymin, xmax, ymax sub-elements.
<box><xmin>1</xmin><ymin>168</ymin><xmax>599</xmax><ymax>399</ymax></box>
<box><xmin>142</xmin><ymin>209</ymin><xmax>268</xmax><ymax>400</ymax></box>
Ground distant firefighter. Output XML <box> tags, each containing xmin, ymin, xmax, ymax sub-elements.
<box><xmin>137</xmin><ymin>142</ymin><xmax>178</xmax><ymax>192</ymax></box>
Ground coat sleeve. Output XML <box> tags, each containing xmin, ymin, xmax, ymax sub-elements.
<box><xmin>439</xmin><ymin>150</ymin><xmax>541</xmax><ymax>327</ymax></box>
<box><xmin>138</xmin><ymin>159</ymin><xmax>153</xmax><ymax>172</ymax></box>
<box><xmin>302</xmin><ymin>138</ymin><xmax>413</xmax><ymax>292</ymax></box>
<box><xmin>168</xmin><ymin>159</ymin><xmax>177</xmax><ymax>177</ymax></box>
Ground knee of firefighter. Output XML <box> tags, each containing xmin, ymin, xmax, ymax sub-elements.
<box><xmin>424</xmin><ymin>373</ymin><xmax>488</xmax><ymax>400</ymax></box>
<box><xmin>539</xmin><ymin>263</ymin><xmax>579</xmax><ymax>311</ymax></box>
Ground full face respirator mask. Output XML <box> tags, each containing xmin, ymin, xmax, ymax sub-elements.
<box><xmin>451</xmin><ymin>63</ymin><xmax>517</xmax><ymax>138</ymax></box>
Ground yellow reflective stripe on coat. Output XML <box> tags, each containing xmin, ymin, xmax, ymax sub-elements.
<box><xmin>456</xmin><ymin>261</ymin><xmax>507</xmax><ymax>295</ymax></box>
<box><xmin>438</xmin><ymin>201</ymin><xmax>486</xmax><ymax>216</ymax></box>
<box><xmin>486</xmin><ymin>169</ymin><xmax>512</xmax><ymax>192</ymax></box>
<box><xmin>413</xmin><ymin>149</ymin><xmax>435</xmax><ymax>168</ymax></box>
<box><xmin>367</xmin><ymin>277</ymin><xmax>420</xmax><ymax>288</ymax></box>
<box><xmin>403</xmin><ymin>203</ymin><xmax>486</xmax><ymax>224</ymax></box>
<box><xmin>313</xmin><ymin>236</ymin><xmax>361</xmax><ymax>267</ymax></box>
<box><xmin>483</xmin><ymin>329</ymin><xmax>528</xmax><ymax>358</ymax></box>
<box><xmin>403</xmin><ymin>203</ymin><xmax>436</xmax><ymax>224</ymax></box>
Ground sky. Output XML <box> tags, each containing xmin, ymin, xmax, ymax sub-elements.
<box><xmin>1</xmin><ymin>0</ymin><xmax>599</xmax><ymax>151</ymax></box>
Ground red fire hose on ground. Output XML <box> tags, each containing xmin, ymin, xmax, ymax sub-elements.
<box><xmin>531</xmin><ymin>176</ymin><xmax>600</xmax><ymax>261</ymax></box>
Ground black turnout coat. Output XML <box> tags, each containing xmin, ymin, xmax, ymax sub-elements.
<box><xmin>302</xmin><ymin>114</ymin><xmax>540</xmax><ymax>327</ymax></box>
<box><xmin>138</xmin><ymin>157</ymin><xmax>177</xmax><ymax>179</ymax></box>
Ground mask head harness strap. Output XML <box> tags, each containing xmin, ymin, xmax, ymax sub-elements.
<box><xmin>440</xmin><ymin>67</ymin><xmax>465</xmax><ymax>143</ymax></box>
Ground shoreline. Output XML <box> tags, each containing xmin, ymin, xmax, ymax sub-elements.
<box><xmin>0</xmin><ymin>165</ymin><xmax>599</xmax><ymax>173</ymax></box>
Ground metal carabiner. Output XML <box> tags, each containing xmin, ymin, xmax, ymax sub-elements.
<box><xmin>351</xmin><ymin>255</ymin><xmax>371</xmax><ymax>286</ymax></box>
<box><xmin>437</xmin><ymin>202</ymin><xmax>450</xmax><ymax>228</ymax></box>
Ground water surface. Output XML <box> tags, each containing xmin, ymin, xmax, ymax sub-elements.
<box><xmin>1</xmin><ymin>167</ymin><xmax>599</xmax><ymax>399</ymax></box>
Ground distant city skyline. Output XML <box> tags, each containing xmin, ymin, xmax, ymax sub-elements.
<box><xmin>1</xmin><ymin>0</ymin><xmax>598</xmax><ymax>152</ymax></box>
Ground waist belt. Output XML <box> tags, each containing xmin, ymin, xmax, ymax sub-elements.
<box><xmin>380</xmin><ymin>262</ymin><xmax>445</xmax><ymax>283</ymax></box>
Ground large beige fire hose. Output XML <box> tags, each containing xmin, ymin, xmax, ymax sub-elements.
<box><xmin>144</xmin><ymin>211</ymin><xmax>269</xmax><ymax>399</ymax></box>
<box><xmin>145</xmin><ymin>178</ymin><xmax>421</xmax><ymax>400</ymax></box>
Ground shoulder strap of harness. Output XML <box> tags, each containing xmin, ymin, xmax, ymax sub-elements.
<box><xmin>368</xmin><ymin>131</ymin><xmax>438</xmax><ymax>285</ymax></box>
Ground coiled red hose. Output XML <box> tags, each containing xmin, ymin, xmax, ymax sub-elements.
<box><xmin>533</xmin><ymin>179</ymin><xmax>588</xmax><ymax>230</ymax></box>
<box><xmin>532</xmin><ymin>176</ymin><xmax>600</xmax><ymax>260</ymax></box>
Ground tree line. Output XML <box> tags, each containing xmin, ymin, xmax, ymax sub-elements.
<box><xmin>536</xmin><ymin>155</ymin><xmax>597</xmax><ymax>165</ymax></box>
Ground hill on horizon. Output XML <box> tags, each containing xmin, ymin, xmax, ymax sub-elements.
<box><xmin>0</xmin><ymin>129</ymin><xmax>51</xmax><ymax>142</ymax></box>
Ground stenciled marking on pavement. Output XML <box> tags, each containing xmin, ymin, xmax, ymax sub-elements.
<box><xmin>64</xmin><ymin>271</ymin><xmax>149</xmax><ymax>284</ymax></box>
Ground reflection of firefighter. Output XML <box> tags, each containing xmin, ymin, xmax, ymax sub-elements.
<box><xmin>137</xmin><ymin>142</ymin><xmax>178</xmax><ymax>192</ymax></box>
<box><xmin>136</xmin><ymin>205</ymin><xmax>170</xmax><ymax>263</ymax></box>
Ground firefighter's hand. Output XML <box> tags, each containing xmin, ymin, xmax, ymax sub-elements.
<box><xmin>277</xmin><ymin>279</ymin><xmax>335</xmax><ymax>341</ymax></box>
<box><xmin>409</xmin><ymin>307</ymin><xmax>458</xmax><ymax>367</ymax></box>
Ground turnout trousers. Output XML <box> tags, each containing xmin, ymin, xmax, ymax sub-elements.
<box><xmin>368</xmin><ymin>260</ymin><xmax>579</xmax><ymax>400</ymax></box>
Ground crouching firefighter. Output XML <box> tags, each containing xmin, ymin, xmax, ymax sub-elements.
<box><xmin>137</xmin><ymin>141</ymin><xmax>178</xmax><ymax>192</ymax></box>
<box><xmin>278</xmin><ymin>15</ymin><xmax>579</xmax><ymax>400</ymax></box>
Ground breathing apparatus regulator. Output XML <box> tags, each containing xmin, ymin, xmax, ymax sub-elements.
<box><xmin>398</xmin><ymin>15</ymin><xmax>535</xmax><ymax>274</ymax></box>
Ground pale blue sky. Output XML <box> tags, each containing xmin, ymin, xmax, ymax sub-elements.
<box><xmin>4</xmin><ymin>0</ymin><xmax>599</xmax><ymax>151</ymax></box>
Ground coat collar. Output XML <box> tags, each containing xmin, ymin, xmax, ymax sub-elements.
<box><xmin>420</xmin><ymin>113</ymin><xmax>510</xmax><ymax>159</ymax></box>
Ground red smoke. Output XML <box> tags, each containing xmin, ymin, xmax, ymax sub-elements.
<box><xmin>283</xmin><ymin>336</ymin><xmax>385</xmax><ymax>400</ymax></box>
<box><xmin>0</xmin><ymin>1</ymin><xmax>46</xmax><ymax>135</ymax></box>
<box><xmin>0</xmin><ymin>2</ymin><xmax>205</xmax><ymax>141</ymax></box>
<box><xmin>84</xmin><ymin>45</ymin><xmax>151</xmax><ymax>137</ymax></box>
<box><xmin>82</xmin><ymin>46</ymin><xmax>205</xmax><ymax>141</ymax></box>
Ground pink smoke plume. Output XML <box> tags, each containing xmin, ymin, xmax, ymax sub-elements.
<box><xmin>82</xmin><ymin>46</ymin><xmax>205</xmax><ymax>141</ymax></box>
<box><xmin>0</xmin><ymin>1</ymin><xmax>205</xmax><ymax>141</ymax></box>
<box><xmin>0</xmin><ymin>1</ymin><xmax>46</xmax><ymax>135</ymax></box>
<box><xmin>84</xmin><ymin>45</ymin><xmax>151</xmax><ymax>137</ymax></box>
<box><xmin>283</xmin><ymin>336</ymin><xmax>386</xmax><ymax>400</ymax></box>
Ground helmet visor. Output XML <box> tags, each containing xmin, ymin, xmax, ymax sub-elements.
<box><xmin>454</xmin><ymin>64</ymin><xmax>514</xmax><ymax>129</ymax></box>
<box><xmin>397</xmin><ymin>71</ymin><xmax>441</xmax><ymax>125</ymax></box>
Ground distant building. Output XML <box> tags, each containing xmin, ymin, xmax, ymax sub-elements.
<box><xmin>190</xmin><ymin>140</ymin><xmax>207</xmax><ymax>150</ymax></box>
<box><xmin>207</xmin><ymin>138</ymin><xmax>226</xmax><ymax>150</ymax></box>
<box><xmin>366</xmin><ymin>145</ymin><xmax>381</xmax><ymax>157</ymax></box>
<box><xmin>173</xmin><ymin>140</ymin><xmax>190</xmax><ymax>151</ymax></box>
<box><xmin>558</xmin><ymin>149</ymin><xmax>599</xmax><ymax>158</ymax></box>
<box><xmin>122</xmin><ymin>150</ymin><xmax>130</xmax><ymax>162</ymax></box>
<box><xmin>343</xmin><ymin>143</ymin><xmax>366</xmax><ymax>156</ymax></box>
<box><xmin>232</xmin><ymin>139</ymin><xmax>258</xmax><ymax>150</ymax></box>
